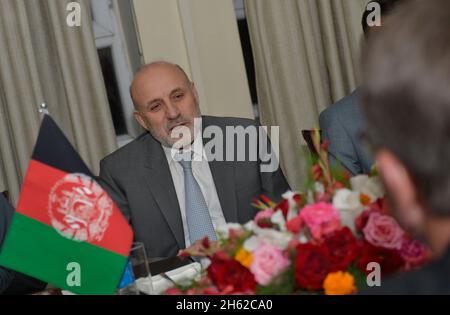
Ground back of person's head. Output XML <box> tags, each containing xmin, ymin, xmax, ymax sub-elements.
<box><xmin>361</xmin><ymin>0</ymin><xmax>450</xmax><ymax>217</ymax></box>
<box><xmin>361</xmin><ymin>0</ymin><xmax>405</xmax><ymax>36</ymax></box>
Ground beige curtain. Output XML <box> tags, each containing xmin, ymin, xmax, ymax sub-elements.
<box><xmin>246</xmin><ymin>0</ymin><xmax>367</xmax><ymax>189</ymax></box>
<box><xmin>0</xmin><ymin>0</ymin><xmax>117</xmax><ymax>204</ymax></box>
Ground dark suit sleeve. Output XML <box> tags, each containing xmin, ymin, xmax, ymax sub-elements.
<box><xmin>98</xmin><ymin>159</ymin><xmax>131</xmax><ymax>222</ymax></box>
<box><xmin>0</xmin><ymin>194</ymin><xmax>47</xmax><ymax>295</ymax></box>
<box><xmin>319</xmin><ymin>109</ymin><xmax>362</xmax><ymax>175</ymax></box>
<box><xmin>258</xmin><ymin>127</ymin><xmax>290</xmax><ymax>202</ymax></box>
<box><xmin>0</xmin><ymin>194</ymin><xmax>14</xmax><ymax>293</ymax></box>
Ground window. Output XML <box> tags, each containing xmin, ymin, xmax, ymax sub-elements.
<box><xmin>97</xmin><ymin>47</ymin><xmax>127</xmax><ymax>136</ymax></box>
<box><xmin>91</xmin><ymin>0</ymin><xmax>142</xmax><ymax>147</ymax></box>
<box><xmin>233</xmin><ymin>0</ymin><xmax>259</xmax><ymax>119</ymax></box>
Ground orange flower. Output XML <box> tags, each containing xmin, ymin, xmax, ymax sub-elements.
<box><xmin>234</xmin><ymin>247</ymin><xmax>253</xmax><ymax>268</ymax></box>
<box><xmin>323</xmin><ymin>271</ymin><xmax>356</xmax><ymax>295</ymax></box>
<box><xmin>360</xmin><ymin>193</ymin><xmax>372</xmax><ymax>206</ymax></box>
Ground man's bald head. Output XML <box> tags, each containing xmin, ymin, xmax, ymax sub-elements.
<box><xmin>130</xmin><ymin>62</ymin><xmax>191</xmax><ymax>110</ymax></box>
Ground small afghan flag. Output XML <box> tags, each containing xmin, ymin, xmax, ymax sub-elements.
<box><xmin>0</xmin><ymin>115</ymin><xmax>133</xmax><ymax>294</ymax></box>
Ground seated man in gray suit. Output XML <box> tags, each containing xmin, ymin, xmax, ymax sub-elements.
<box><xmin>98</xmin><ymin>62</ymin><xmax>290</xmax><ymax>259</ymax></box>
<box><xmin>319</xmin><ymin>0</ymin><xmax>403</xmax><ymax>175</ymax></box>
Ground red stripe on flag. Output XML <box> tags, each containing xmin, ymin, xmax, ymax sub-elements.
<box><xmin>17</xmin><ymin>160</ymin><xmax>132</xmax><ymax>257</ymax></box>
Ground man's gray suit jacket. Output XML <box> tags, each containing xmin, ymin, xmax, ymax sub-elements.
<box><xmin>319</xmin><ymin>89</ymin><xmax>373</xmax><ymax>175</ymax></box>
<box><xmin>98</xmin><ymin>116</ymin><xmax>290</xmax><ymax>259</ymax></box>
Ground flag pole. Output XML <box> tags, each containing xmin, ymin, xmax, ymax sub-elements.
<box><xmin>38</xmin><ymin>102</ymin><xmax>49</xmax><ymax>116</ymax></box>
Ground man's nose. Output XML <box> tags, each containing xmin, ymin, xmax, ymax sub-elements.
<box><xmin>166</xmin><ymin>100</ymin><xmax>181</xmax><ymax>119</ymax></box>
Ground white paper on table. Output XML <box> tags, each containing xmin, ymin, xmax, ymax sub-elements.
<box><xmin>136</xmin><ymin>262</ymin><xmax>202</xmax><ymax>295</ymax></box>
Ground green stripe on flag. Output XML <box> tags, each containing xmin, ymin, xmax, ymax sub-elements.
<box><xmin>0</xmin><ymin>213</ymin><xmax>127</xmax><ymax>295</ymax></box>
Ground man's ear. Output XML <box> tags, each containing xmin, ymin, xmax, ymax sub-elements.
<box><xmin>191</xmin><ymin>82</ymin><xmax>199</xmax><ymax>105</ymax></box>
<box><xmin>376</xmin><ymin>150</ymin><xmax>425</xmax><ymax>232</ymax></box>
<box><xmin>133</xmin><ymin>111</ymin><xmax>149</xmax><ymax>131</ymax></box>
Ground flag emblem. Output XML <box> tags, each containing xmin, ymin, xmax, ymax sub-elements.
<box><xmin>48</xmin><ymin>173</ymin><xmax>113</xmax><ymax>242</ymax></box>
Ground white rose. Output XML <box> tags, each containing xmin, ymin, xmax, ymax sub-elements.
<box><xmin>271</xmin><ymin>209</ymin><xmax>286</xmax><ymax>231</ymax></box>
<box><xmin>243</xmin><ymin>235</ymin><xmax>260</xmax><ymax>252</ymax></box>
<box><xmin>244</xmin><ymin>220</ymin><xmax>257</xmax><ymax>232</ymax></box>
<box><xmin>333</xmin><ymin>188</ymin><xmax>365</xmax><ymax>232</ymax></box>
<box><xmin>350</xmin><ymin>175</ymin><xmax>370</xmax><ymax>191</ymax></box>
<box><xmin>216</xmin><ymin>222</ymin><xmax>243</xmax><ymax>239</ymax></box>
<box><xmin>253</xmin><ymin>228</ymin><xmax>291</xmax><ymax>250</ymax></box>
<box><xmin>362</xmin><ymin>177</ymin><xmax>384</xmax><ymax>200</ymax></box>
<box><xmin>333</xmin><ymin>188</ymin><xmax>364</xmax><ymax>212</ymax></box>
<box><xmin>350</xmin><ymin>175</ymin><xmax>385</xmax><ymax>202</ymax></box>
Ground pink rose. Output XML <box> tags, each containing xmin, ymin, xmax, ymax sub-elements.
<box><xmin>363</xmin><ymin>212</ymin><xmax>404</xmax><ymax>250</ymax></box>
<box><xmin>250</xmin><ymin>242</ymin><xmax>290</xmax><ymax>285</ymax></box>
<box><xmin>400</xmin><ymin>238</ymin><xmax>430</xmax><ymax>270</ymax></box>
<box><xmin>299</xmin><ymin>203</ymin><xmax>341</xmax><ymax>241</ymax></box>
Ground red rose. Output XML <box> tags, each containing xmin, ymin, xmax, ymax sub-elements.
<box><xmin>207</xmin><ymin>254</ymin><xmax>256</xmax><ymax>294</ymax></box>
<box><xmin>286</xmin><ymin>215</ymin><xmax>303</xmax><ymax>234</ymax></box>
<box><xmin>400</xmin><ymin>237</ymin><xmax>430</xmax><ymax>271</ymax></box>
<box><xmin>324</xmin><ymin>227</ymin><xmax>360</xmax><ymax>271</ymax></box>
<box><xmin>295</xmin><ymin>243</ymin><xmax>331</xmax><ymax>291</ymax></box>
<box><xmin>357</xmin><ymin>242</ymin><xmax>404</xmax><ymax>276</ymax></box>
<box><xmin>355</xmin><ymin>210</ymin><xmax>371</xmax><ymax>233</ymax></box>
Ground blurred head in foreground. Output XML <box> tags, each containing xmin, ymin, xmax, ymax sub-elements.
<box><xmin>361</xmin><ymin>0</ymin><xmax>450</xmax><ymax>257</ymax></box>
<box><xmin>361</xmin><ymin>0</ymin><xmax>405</xmax><ymax>37</ymax></box>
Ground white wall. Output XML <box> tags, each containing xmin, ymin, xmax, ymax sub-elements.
<box><xmin>132</xmin><ymin>0</ymin><xmax>254</xmax><ymax>119</ymax></box>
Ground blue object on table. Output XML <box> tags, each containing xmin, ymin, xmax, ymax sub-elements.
<box><xmin>118</xmin><ymin>260</ymin><xmax>135</xmax><ymax>289</ymax></box>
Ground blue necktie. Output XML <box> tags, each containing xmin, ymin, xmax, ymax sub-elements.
<box><xmin>178</xmin><ymin>158</ymin><xmax>217</xmax><ymax>245</ymax></box>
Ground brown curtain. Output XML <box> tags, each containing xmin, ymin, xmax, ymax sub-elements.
<box><xmin>0</xmin><ymin>0</ymin><xmax>117</xmax><ymax>204</ymax></box>
<box><xmin>246</xmin><ymin>0</ymin><xmax>367</xmax><ymax>189</ymax></box>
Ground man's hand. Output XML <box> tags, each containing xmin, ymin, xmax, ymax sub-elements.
<box><xmin>177</xmin><ymin>237</ymin><xmax>219</xmax><ymax>257</ymax></box>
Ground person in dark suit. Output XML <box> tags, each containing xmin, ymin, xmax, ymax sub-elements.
<box><xmin>319</xmin><ymin>0</ymin><xmax>404</xmax><ymax>175</ymax></box>
<box><xmin>360</xmin><ymin>0</ymin><xmax>450</xmax><ymax>294</ymax></box>
<box><xmin>319</xmin><ymin>89</ymin><xmax>372</xmax><ymax>174</ymax></box>
<box><xmin>0</xmin><ymin>193</ymin><xmax>46</xmax><ymax>294</ymax></box>
<box><xmin>98</xmin><ymin>62</ymin><xmax>290</xmax><ymax>259</ymax></box>
<box><xmin>0</xmin><ymin>193</ymin><xmax>14</xmax><ymax>293</ymax></box>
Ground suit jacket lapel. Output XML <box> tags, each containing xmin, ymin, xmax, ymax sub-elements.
<box><xmin>202</xmin><ymin>117</ymin><xmax>239</xmax><ymax>223</ymax></box>
<box><xmin>142</xmin><ymin>136</ymin><xmax>186</xmax><ymax>249</ymax></box>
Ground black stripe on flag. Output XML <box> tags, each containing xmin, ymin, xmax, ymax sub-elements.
<box><xmin>31</xmin><ymin>115</ymin><xmax>92</xmax><ymax>176</ymax></box>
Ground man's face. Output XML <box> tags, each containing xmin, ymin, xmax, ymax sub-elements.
<box><xmin>132</xmin><ymin>64</ymin><xmax>200</xmax><ymax>148</ymax></box>
<box><xmin>376</xmin><ymin>150</ymin><xmax>426</xmax><ymax>238</ymax></box>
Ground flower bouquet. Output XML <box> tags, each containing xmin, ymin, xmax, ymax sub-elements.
<box><xmin>167</xmin><ymin>131</ymin><xmax>430</xmax><ymax>295</ymax></box>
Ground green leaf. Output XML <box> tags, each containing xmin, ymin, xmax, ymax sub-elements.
<box><xmin>348</xmin><ymin>264</ymin><xmax>368</xmax><ymax>291</ymax></box>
